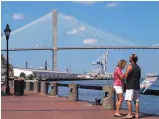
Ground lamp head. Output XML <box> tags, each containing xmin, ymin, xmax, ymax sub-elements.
<box><xmin>4</xmin><ymin>24</ymin><xmax>11</xmax><ymax>40</ymax></box>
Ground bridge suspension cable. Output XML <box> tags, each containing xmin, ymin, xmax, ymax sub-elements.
<box><xmin>1</xmin><ymin>11</ymin><xmax>158</xmax><ymax>51</ymax></box>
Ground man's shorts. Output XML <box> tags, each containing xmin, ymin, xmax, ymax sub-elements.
<box><xmin>114</xmin><ymin>86</ymin><xmax>123</xmax><ymax>94</ymax></box>
<box><xmin>125</xmin><ymin>89</ymin><xmax>140</xmax><ymax>102</ymax></box>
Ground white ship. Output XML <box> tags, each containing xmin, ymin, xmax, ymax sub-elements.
<box><xmin>146</xmin><ymin>73</ymin><xmax>159</xmax><ymax>78</ymax></box>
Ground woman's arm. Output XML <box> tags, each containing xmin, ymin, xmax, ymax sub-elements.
<box><xmin>116</xmin><ymin>68</ymin><xmax>124</xmax><ymax>80</ymax></box>
<box><xmin>118</xmin><ymin>73</ymin><xmax>124</xmax><ymax>80</ymax></box>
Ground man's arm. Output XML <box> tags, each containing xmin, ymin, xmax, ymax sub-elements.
<box><xmin>139</xmin><ymin>67</ymin><xmax>141</xmax><ymax>79</ymax></box>
<box><xmin>124</xmin><ymin>65</ymin><xmax>132</xmax><ymax>79</ymax></box>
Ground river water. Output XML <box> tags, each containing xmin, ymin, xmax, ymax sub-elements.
<box><xmin>48</xmin><ymin>79</ymin><xmax>159</xmax><ymax>115</ymax></box>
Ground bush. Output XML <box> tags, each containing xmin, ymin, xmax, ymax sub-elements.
<box><xmin>20</xmin><ymin>72</ymin><xmax>26</xmax><ymax>78</ymax></box>
<box><xmin>28</xmin><ymin>74</ymin><xmax>34</xmax><ymax>80</ymax></box>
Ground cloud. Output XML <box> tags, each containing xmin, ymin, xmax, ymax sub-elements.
<box><xmin>73</xmin><ymin>1</ymin><xmax>99</xmax><ymax>5</ymax></box>
<box><xmin>78</xmin><ymin>26</ymin><xmax>85</xmax><ymax>31</ymax></box>
<box><xmin>63</xmin><ymin>16</ymin><xmax>74</xmax><ymax>20</ymax></box>
<box><xmin>83</xmin><ymin>39</ymin><xmax>97</xmax><ymax>45</ymax></box>
<box><xmin>106</xmin><ymin>2</ymin><xmax>119</xmax><ymax>8</ymax></box>
<box><xmin>67</xmin><ymin>26</ymin><xmax>86</xmax><ymax>35</ymax></box>
<box><xmin>12</xmin><ymin>13</ymin><xmax>24</xmax><ymax>20</ymax></box>
<box><xmin>67</xmin><ymin>29</ymin><xmax>77</xmax><ymax>35</ymax></box>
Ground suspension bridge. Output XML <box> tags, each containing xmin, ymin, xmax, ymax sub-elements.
<box><xmin>1</xmin><ymin>10</ymin><xmax>159</xmax><ymax>70</ymax></box>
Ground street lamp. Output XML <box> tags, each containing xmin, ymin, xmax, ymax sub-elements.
<box><xmin>4</xmin><ymin>24</ymin><xmax>11</xmax><ymax>95</ymax></box>
<box><xmin>26</xmin><ymin>61</ymin><xmax>28</xmax><ymax>68</ymax></box>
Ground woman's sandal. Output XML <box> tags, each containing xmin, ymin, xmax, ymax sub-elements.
<box><xmin>114</xmin><ymin>114</ymin><xmax>123</xmax><ymax>117</ymax></box>
<box><xmin>122</xmin><ymin>115</ymin><xmax>135</xmax><ymax>119</ymax></box>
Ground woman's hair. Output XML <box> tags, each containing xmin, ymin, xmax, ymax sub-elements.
<box><xmin>117</xmin><ymin>59</ymin><xmax>127</xmax><ymax>68</ymax></box>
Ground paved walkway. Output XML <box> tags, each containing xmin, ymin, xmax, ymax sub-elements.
<box><xmin>1</xmin><ymin>88</ymin><xmax>159</xmax><ymax>119</ymax></box>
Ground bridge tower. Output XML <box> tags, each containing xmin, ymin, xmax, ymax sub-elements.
<box><xmin>52</xmin><ymin>10</ymin><xmax>57</xmax><ymax>71</ymax></box>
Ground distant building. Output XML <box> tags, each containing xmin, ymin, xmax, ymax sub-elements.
<box><xmin>13</xmin><ymin>67</ymin><xmax>79</xmax><ymax>79</ymax></box>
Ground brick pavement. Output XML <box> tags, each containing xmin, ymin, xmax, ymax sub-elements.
<box><xmin>1</xmin><ymin>88</ymin><xmax>159</xmax><ymax>119</ymax></box>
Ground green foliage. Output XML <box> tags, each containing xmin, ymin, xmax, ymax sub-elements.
<box><xmin>1</xmin><ymin>53</ymin><xmax>14</xmax><ymax>76</ymax></box>
<box><xmin>28</xmin><ymin>74</ymin><xmax>34</xmax><ymax>80</ymax></box>
<box><xmin>1</xmin><ymin>54</ymin><xmax>6</xmax><ymax>69</ymax></box>
<box><xmin>1</xmin><ymin>90</ymin><xmax>6</xmax><ymax>96</ymax></box>
<box><xmin>20</xmin><ymin>72</ymin><xmax>26</xmax><ymax>78</ymax></box>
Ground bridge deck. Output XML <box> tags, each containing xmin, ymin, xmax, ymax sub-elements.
<box><xmin>1</xmin><ymin>87</ymin><xmax>159</xmax><ymax>119</ymax></box>
<box><xmin>1</xmin><ymin>46</ymin><xmax>159</xmax><ymax>51</ymax></box>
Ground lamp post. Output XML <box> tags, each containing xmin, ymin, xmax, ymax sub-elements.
<box><xmin>26</xmin><ymin>61</ymin><xmax>28</xmax><ymax>68</ymax></box>
<box><xmin>4</xmin><ymin>24</ymin><xmax>11</xmax><ymax>95</ymax></box>
<box><xmin>45</xmin><ymin>61</ymin><xmax>47</xmax><ymax>70</ymax></box>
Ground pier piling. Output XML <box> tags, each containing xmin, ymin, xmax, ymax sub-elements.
<box><xmin>50</xmin><ymin>82</ymin><xmax>58</xmax><ymax>96</ymax></box>
<box><xmin>26</xmin><ymin>81</ymin><xmax>31</xmax><ymax>91</ymax></box>
<box><xmin>69</xmin><ymin>84</ymin><xmax>79</xmax><ymax>101</ymax></box>
<box><xmin>102</xmin><ymin>85</ymin><xmax>116</xmax><ymax>110</ymax></box>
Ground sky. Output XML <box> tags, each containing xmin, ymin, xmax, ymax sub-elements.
<box><xmin>1</xmin><ymin>1</ymin><xmax>159</xmax><ymax>75</ymax></box>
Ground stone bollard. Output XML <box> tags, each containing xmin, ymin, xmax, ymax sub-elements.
<box><xmin>46</xmin><ymin>82</ymin><xmax>49</xmax><ymax>94</ymax></box>
<box><xmin>34</xmin><ymin>80</ymin><xmax>40</xmax><ymax>93</ymax></box>
<box><xmin>38</xmin><ymin>80</ymin><xmax>41</xmax><ymax>92</ymax></box>
<box><xmin>12</xmin><ymin>80</ymin><xmax>15</xmax><ymax>88</ymax></box>
<box><xmin>30</xmin><ymin>82</ymin><xmax>34</xmax><ymax>91</ymax></box>
<box><xmin>69</xmin><ymin>84</ymin><xmax>78</xmax><ymax>101</ymax></box>
<box><xmin>40</xmin><ymin>81</ymin><xmax>45</xmax><ymax>94</ymax></box>
<box><xmin>50</xmin><ymin>82</ymin><xmax>58</xmax><ymax>96</ymax></box>
<box><xmin>102</xmin><ymin>85</ymin><xmax>116</xmax><ymax>110</ymax></box>
<box><xmin>26</xmin><ymin>81</ymin><xmax>31</xmax><ymax>91</ymax></box>
<box><xmin>40</xmin><ymin>81</ymin><xmax>48</xmax><ymax>95</ymax></box>
<box><xmin>9</xmin><ymin>80</ymin><xmax>12</xmax><ymax>87</ymax></box>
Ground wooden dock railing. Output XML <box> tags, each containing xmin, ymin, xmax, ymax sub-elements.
<box><xmin>9</xmin><ymin>79</ymin><xmax>159</xmax><ymax>110</ymax></box>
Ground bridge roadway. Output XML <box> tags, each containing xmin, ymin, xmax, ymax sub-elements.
<box><xmin>1</xmin><ymin>46</ymin><xmax>159</xmax><ymax>51</ymax></box>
